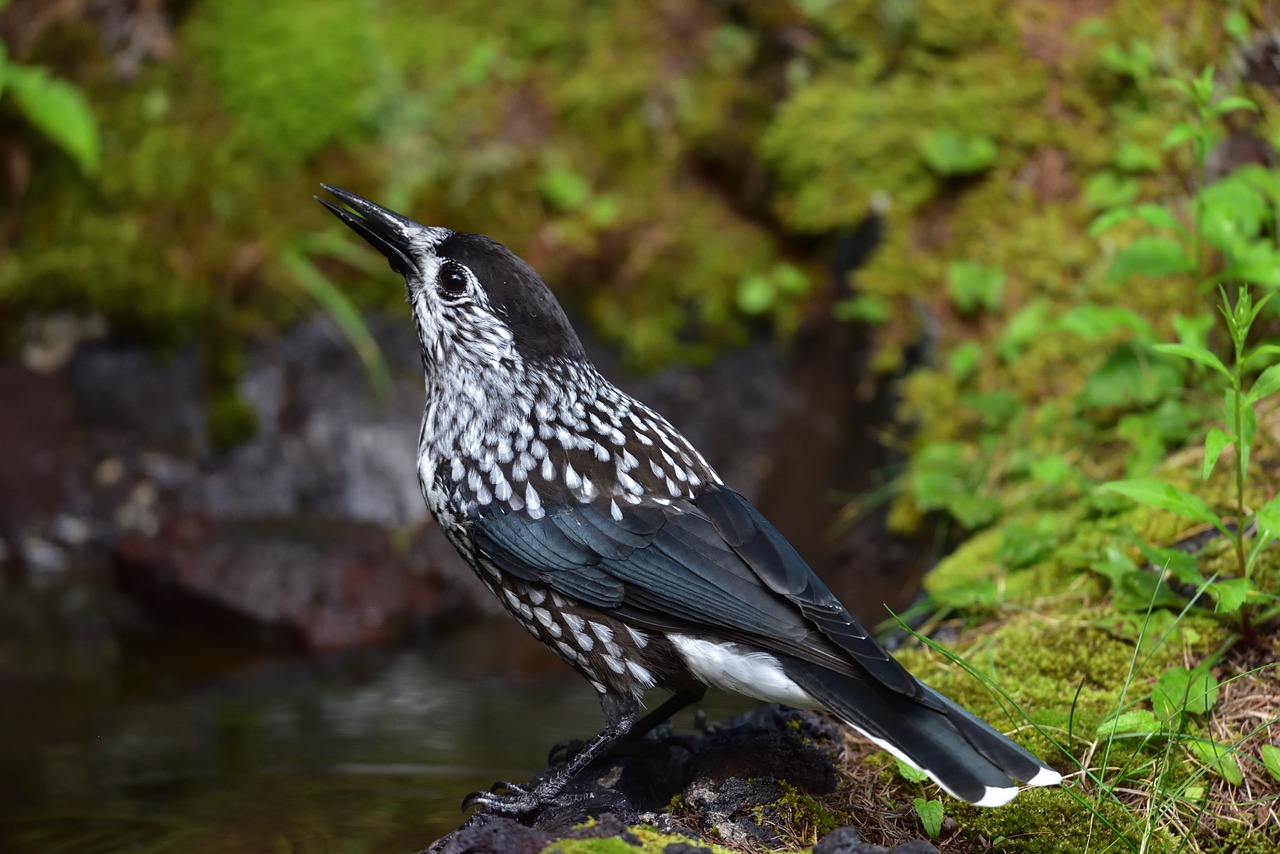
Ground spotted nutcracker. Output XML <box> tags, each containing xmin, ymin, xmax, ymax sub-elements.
<box><xmin>316</xmin><ymin>186</ymin><xmax>1061</xmax><ymax>814</ymax></box>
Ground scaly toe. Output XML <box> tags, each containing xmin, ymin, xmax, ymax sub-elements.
<box><xmin>462</xmin><ymin>781</ymin><xmax>540</xmax><ymax>814</ymax></box>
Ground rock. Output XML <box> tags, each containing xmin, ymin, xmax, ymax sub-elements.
<box><xmin>662</xmin><ymin>843</ymin><xmax>714</xmax><ymax>854</ymax></box>
<box><xmin>426</xmin><ymin>810</ymin><xmax>641</xmax><ymax>854</ymax></box>
<box><xmin>1</xmin><ymin>302</ymin><xmax>931</xmax><ymax>650</ymax></box>
<box><xmin>424</xmin><ymin>706</ymin><xmax>936</xmax><ymax>853</ymax></box>
<box><xmin>113</xmin><ymin>515</ymin><xmax>444</xmax><ymax>650</ymax></box>
<box><xmin>814</xmin><ymin>825</ymin><xmax>939</xmax><ymax>853</ymax></box>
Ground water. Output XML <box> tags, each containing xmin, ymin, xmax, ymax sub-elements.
<box><xmin>0</xmin><ymin>618</ymin><xmax>756</xmax><ymax>853</ymax></box>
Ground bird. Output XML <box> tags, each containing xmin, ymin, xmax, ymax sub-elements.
<box><xmin>315</xmin><ymin>185</ymin><xmax>1062</xmax><ymax>815</ymax></box>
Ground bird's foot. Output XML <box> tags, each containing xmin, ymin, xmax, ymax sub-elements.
<box><xmin>461</xmin><ymin>780</ymin><xmax>541</xmax><ymax>815</ymax></box>
<box><xmin>549</xmin><ymin>722</ymin><xmax>682</xmax><ymax>766</ymax></box>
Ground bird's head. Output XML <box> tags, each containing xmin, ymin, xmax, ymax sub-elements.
<box><xmin>317</xmin><ymin>185</ymin><xmax>585</xmax><ymax>374</ymax></box>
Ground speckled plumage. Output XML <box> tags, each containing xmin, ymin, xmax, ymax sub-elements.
<box><xmin>317</xmin><ymin>186</ymin><xmax>1061</xmax><ymax>816</ymax></box>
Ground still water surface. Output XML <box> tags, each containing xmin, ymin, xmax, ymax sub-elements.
<box><xmin>0</xmin><ymin>621</ymin><xmax>754</xmax><ymax>853</ymax></box>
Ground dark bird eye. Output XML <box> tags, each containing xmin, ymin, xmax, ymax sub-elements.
<box><xmin>437</xmin><ymin>262</ymin><xmax>469</xmax><ymax>296</ymax></box>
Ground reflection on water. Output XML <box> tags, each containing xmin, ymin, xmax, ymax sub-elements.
<box><xmin>0</xmin><ymin>619</ymin><xmax>756</xmax><ymax>853</ymax></box>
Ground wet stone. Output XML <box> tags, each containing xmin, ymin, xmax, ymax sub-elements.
<box><xmin>425</xmin><ymin>706</ymin><xmax>935</xmax><ymax>853</ymax></box>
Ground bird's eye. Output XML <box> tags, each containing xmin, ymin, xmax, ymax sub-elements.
<box><xmin>437</xmin><ymin>262</ymin><xmax>469</xmax><ymax>296</ymax></box>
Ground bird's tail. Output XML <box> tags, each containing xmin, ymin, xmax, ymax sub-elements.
<box><xmin>783</xmin><ymin>658</ymin><xmax>1061</xmax><ymax>806</ymax></box>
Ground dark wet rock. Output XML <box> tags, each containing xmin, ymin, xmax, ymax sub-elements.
<box><xmin>662</xmin><ymin>843</ymin><xmax>714</xmax><ymax>854</ymax></box>
<box><xmin>426</xmin><ymin>706</ymin><xmax>934</xmax><ymax>853</ymax></box>
<box><xmin>2</xmin><ymin>298</ymin><xmax>931</xmax><ymax>650</ymax></box>
<box><xmin>425</xmin><ymin>810</ymin><xmax>641</xmax><ymax>854</ymax></box>
<box><xmin>814</xmin><ymin>825</ymin><xmax>939</xmax><ymax>853</ymax></box>
<box><xmin>113</xmin><ymin>515</ymin><xmax>444</xmax><ymax>650</ymax></box>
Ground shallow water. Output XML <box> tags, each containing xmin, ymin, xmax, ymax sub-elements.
<box><xmin>0</xmin><ymin>619</ymin><xmax>756</xmax><ymax>853</ymax></box>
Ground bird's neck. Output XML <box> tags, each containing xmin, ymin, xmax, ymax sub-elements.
<box><xmin>420</xmin><ymin>356</ymin><xmax>600</xmax><ymax>462</ymax></box>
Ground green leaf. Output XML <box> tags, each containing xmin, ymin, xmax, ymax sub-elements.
<box><xmin>1133</xmin><ymin>538</ymin><xmax>1205</xmax><ymax>589</ymax></box>
<box><xmin>1058</xmin><ymin>304</ymin><xmax>1155</xmax><ymax>341</ymax></box>
<box><xmin>1084</xmin><ymin>171</ymin><xmax>1140</xmax><ymax>210</ymax></box>
<box><xmin>1162</xmin><ymin>123</ymin><xmax>1196</xmax><ymax>150</ymax></box>
<box><xmin>1202</xmin><ymin>428</ymin><xmax>1231</xmax><ymax>480</ymax></box>
<box><xmin>1173</xmin><ymin>313</ymin><xmax>1214</xmax><ymax>350</ymax></box>
<box><xmin>538</xmin><ymin>166</ymin><xmax>591</xmax><ymax>211</ymax></box>
<box><xmin>1152</xmin><ymin>342</ymin><xmax>1230</xmax><ymax>380</ymax></box>
<box><xmin>948</xmin><ymin>341</ymin><xmax>982</xmax><ymax>381</ymax></box>
<box><xmin>947</xmin><ymin>260</ymin><xmax>1005</xmax><ymax>314</ymax></box>
<box><xmin>1097</xmin><ymin>709</ymin><xmax>1162</xmax><ymax>736</ymax></box>
<box><xmin>1108</xmin><ymin>236</ymin><xmax>1195</xmax><ymax>281</ymax></box>
<box><xmin>1187</xmin><ymin>739</ymin><xmax>1243</xmax><ymax>785</ymax></box>
<box><xmin>1030</xmin><ymin>454</ymin><xmax>1072</xmax><ymax>486</ymax></box>
<box><xmin>1246</xmin><ymin>364</ymin><xmax>1280</xmax><ymax>405</ymax></box>
<box><xmin>1199</xmin><ymin>177</ymin><xmax>1272</xmax><ymax>257</ymax></box>
<box><xmin>1078</xmin><ymin>343</ymin><xmax>1184</xmax><ymax>410</ymax></box>
<box><xmin>997</xmin><ymin>300</ymin><xmax>1051</xmax><ymax>362</ymax></box>
<box><xmin>1094</xmin><ymin>549</ymin><xmax>1187</xmax><ymax>611</ymax></box>
<box><xmin>1088</xmin><ymin>203</ymin><xmax>1183</xmax><ymax>236</ymax></box>
<box><xmin>833</xmin><ymin>294</ymin><xmax>890</xmax><ymax>325</ymax></box>
<box><xmin>1225</xmin><ymin>9</ymin><xmax>1249</xmax><ymax>41</ymax></box>
<box><xmin>1208</xmin><ymin>577</ymin><xmax>1252</xmax><ymax>614</ymax></box>
<box><xmin>1261</xmin><ymin>745</ymin><xmax>1280</xmax><ymax>783</ymax></box>
<box><xmin>1097</xmin><ymin>479</ymin><xmax>1226</xmax><ymax>532</ymax></box>
<box><xmin>1114</xmin><ymin>139</ymin><xmax>1162</xmax><ymax>173</ymax></box>
<box><xmin>999</xmin><ymin>520</ymin><xmax>1059</xmax><ymax>569</ymax></box>
<box><xmin>897</xmin><ymin>758</ymin><xmax>929</xmax><ymax>783</ymax></box>
<box><xmin>1153</xmin><ymin>666</ymin><xmax>1219</xmax><ymax>720</ymax></box>
<box><xmin>930</xmin><ymin>578</ymin><xmax>1001</xmax><ymax>609</ymax></box>
<box><xmin>1255</xmin><ymin>495</ymin><xmax>1280</xmax><ymax>542</ymax></box>
<box><xmin>920</xmin><ymin>131</ymin><xmax>997</xmax><ymax>176</ymax></box>
<box><xmin>1224</xmin><ymin>390</ymin><xmax>1257</xmax><ymax>475</ymax></box>
<box><xmin>736</xmin><ymin>273</ymin><xmax>774</xmax><ymax>315</ymax></box>
<box><xmin>773</xmin><ymin>263</ymin><xmax>810</xmax><ymax>295</ymax></box>
<box><xmin>5</xmin><ymin>64</ymin><xmax>99</xmax><ymax>174</ymax></box>
<box><xmin>913</xmin><ymin>797</ymin><xmax>944</xmax><ymax>839</ymax></box>
<box><xmin>1212</xmin><ymin>95</ymin><xmax>1257</xmax><ymax>116</ymax></box>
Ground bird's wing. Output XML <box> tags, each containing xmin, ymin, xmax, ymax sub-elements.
<box><xmin>470</xmin><ymin>485</ymin><xmax>924</xmax><ymax>700</ymax></box>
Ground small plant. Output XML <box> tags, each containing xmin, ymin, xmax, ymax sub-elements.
<box><xmin>913</xmin><ymin>796</ymin><xmax>944</xmax><ymax>839</ymax></box>
<box><xmin>833</xmin><ymin>293</ymin><xmax>890</xmax><ymax>325</ymax></box>
<box><xmin>1098</xmin><ymin>288</ymin><xmax>1280</xmax><ymax>627</ymax></box>
<box><xmin>892</xmin><ymin>759</ymin><xmax>945</xmax><ymax>840</ymax></box>
<box><xmin>1091</xmin><ymin>69</ymin><xmax>1280</xmax><ymax>631</ymax></box>
<box><xmin>0</xmin><ymin>14</ymin><xmax>100</xmax><ymax>175</ymax></box>
<box><xmin>736</xmin><ymin>263</ymin><xmax>810</xmax><ymax>315</ymax></box>
<box><xmin>947</xmin><ymin>260</ymin><xmax>1005</xmax><ymax>315</ymax></box>
<box><xmin>919</xmin><ymin>131</ymin><xmax>997</xmax><ymax>177</ymax></box>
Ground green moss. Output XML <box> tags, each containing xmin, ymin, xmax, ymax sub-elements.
<box><xmin>756</xmin><ymin>780</ymin><xmax>840</xmax><ymax>845</ymax></box>
<box><xmin>761</xmin><ymin>3</ymin><xmax>1045</xmax><ymax>230</ymax></box>
<box><xmin>543</xmin><ymin>838</ymin><xmax>643</xmax><ymax>854</ymax></box>
<box><xmin>183</xmin><ymin>0</ymin><xmax>383</xmax><ymax>163</ymax></box>
<box><xmin>541</xmin><ymin>824</ymin><xmax>739</xmax><ymax>854</ymax></box>
<box><xmin>951</xmin><ymin>786</ymin><xmax>1135</xmax><ymax>854</ymax></box>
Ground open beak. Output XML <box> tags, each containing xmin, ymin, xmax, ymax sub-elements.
<box><xmin>316</xmin><ymin>185</ymin><xmax>420</xmax><ymax>277</ymax></box>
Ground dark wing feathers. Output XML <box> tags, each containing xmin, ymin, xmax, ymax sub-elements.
<box><xmin>470</xmin><ymin>485</ymin><xmax>925</xmax><ymax>700</ymax></box>
<box><xmin>696</xmin><ymin>489</ymin><xmax>924</xmax><ymax>700</ymax></box>
<box><xmin>471</xmin><ymin>510</ymin><xmax>626</xmax><ymax>607</ymax></box>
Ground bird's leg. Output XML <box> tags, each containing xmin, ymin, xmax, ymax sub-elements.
<box><xmin>631</xmin><ymin>687</ymin><xmax>706</xmax><ymax>740</ymax></box>
<box><xmin>464</xmin><ymin>692</ymin><xmax>639</xmax><ymax>815</ymax></box>
<box><xmin>548</xmin><ymin>687</ymin><xmax>707</xmax><ymax>764</ymax></box>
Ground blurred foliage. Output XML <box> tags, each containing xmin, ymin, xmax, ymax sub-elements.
<box><xmin>1</xmin><ymin>0</ymin><xmax>1278</xmax><ymax>534</ymax></box>
<box><xmin>0</xmin><ymin>37</ymin><xmax>99</xmax><ymax>174</ymax></box>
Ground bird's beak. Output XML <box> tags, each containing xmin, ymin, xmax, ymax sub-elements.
<box><xmin>316</xmin><ymin>185</ymin><xmax>420</xmax><ymax>277</ymax></box>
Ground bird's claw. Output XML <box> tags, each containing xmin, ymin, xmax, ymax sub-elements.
<box><xmin>461</xmin><ymin>780</ymin><xmax>540</xmax><ymax>814</ymax></box>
